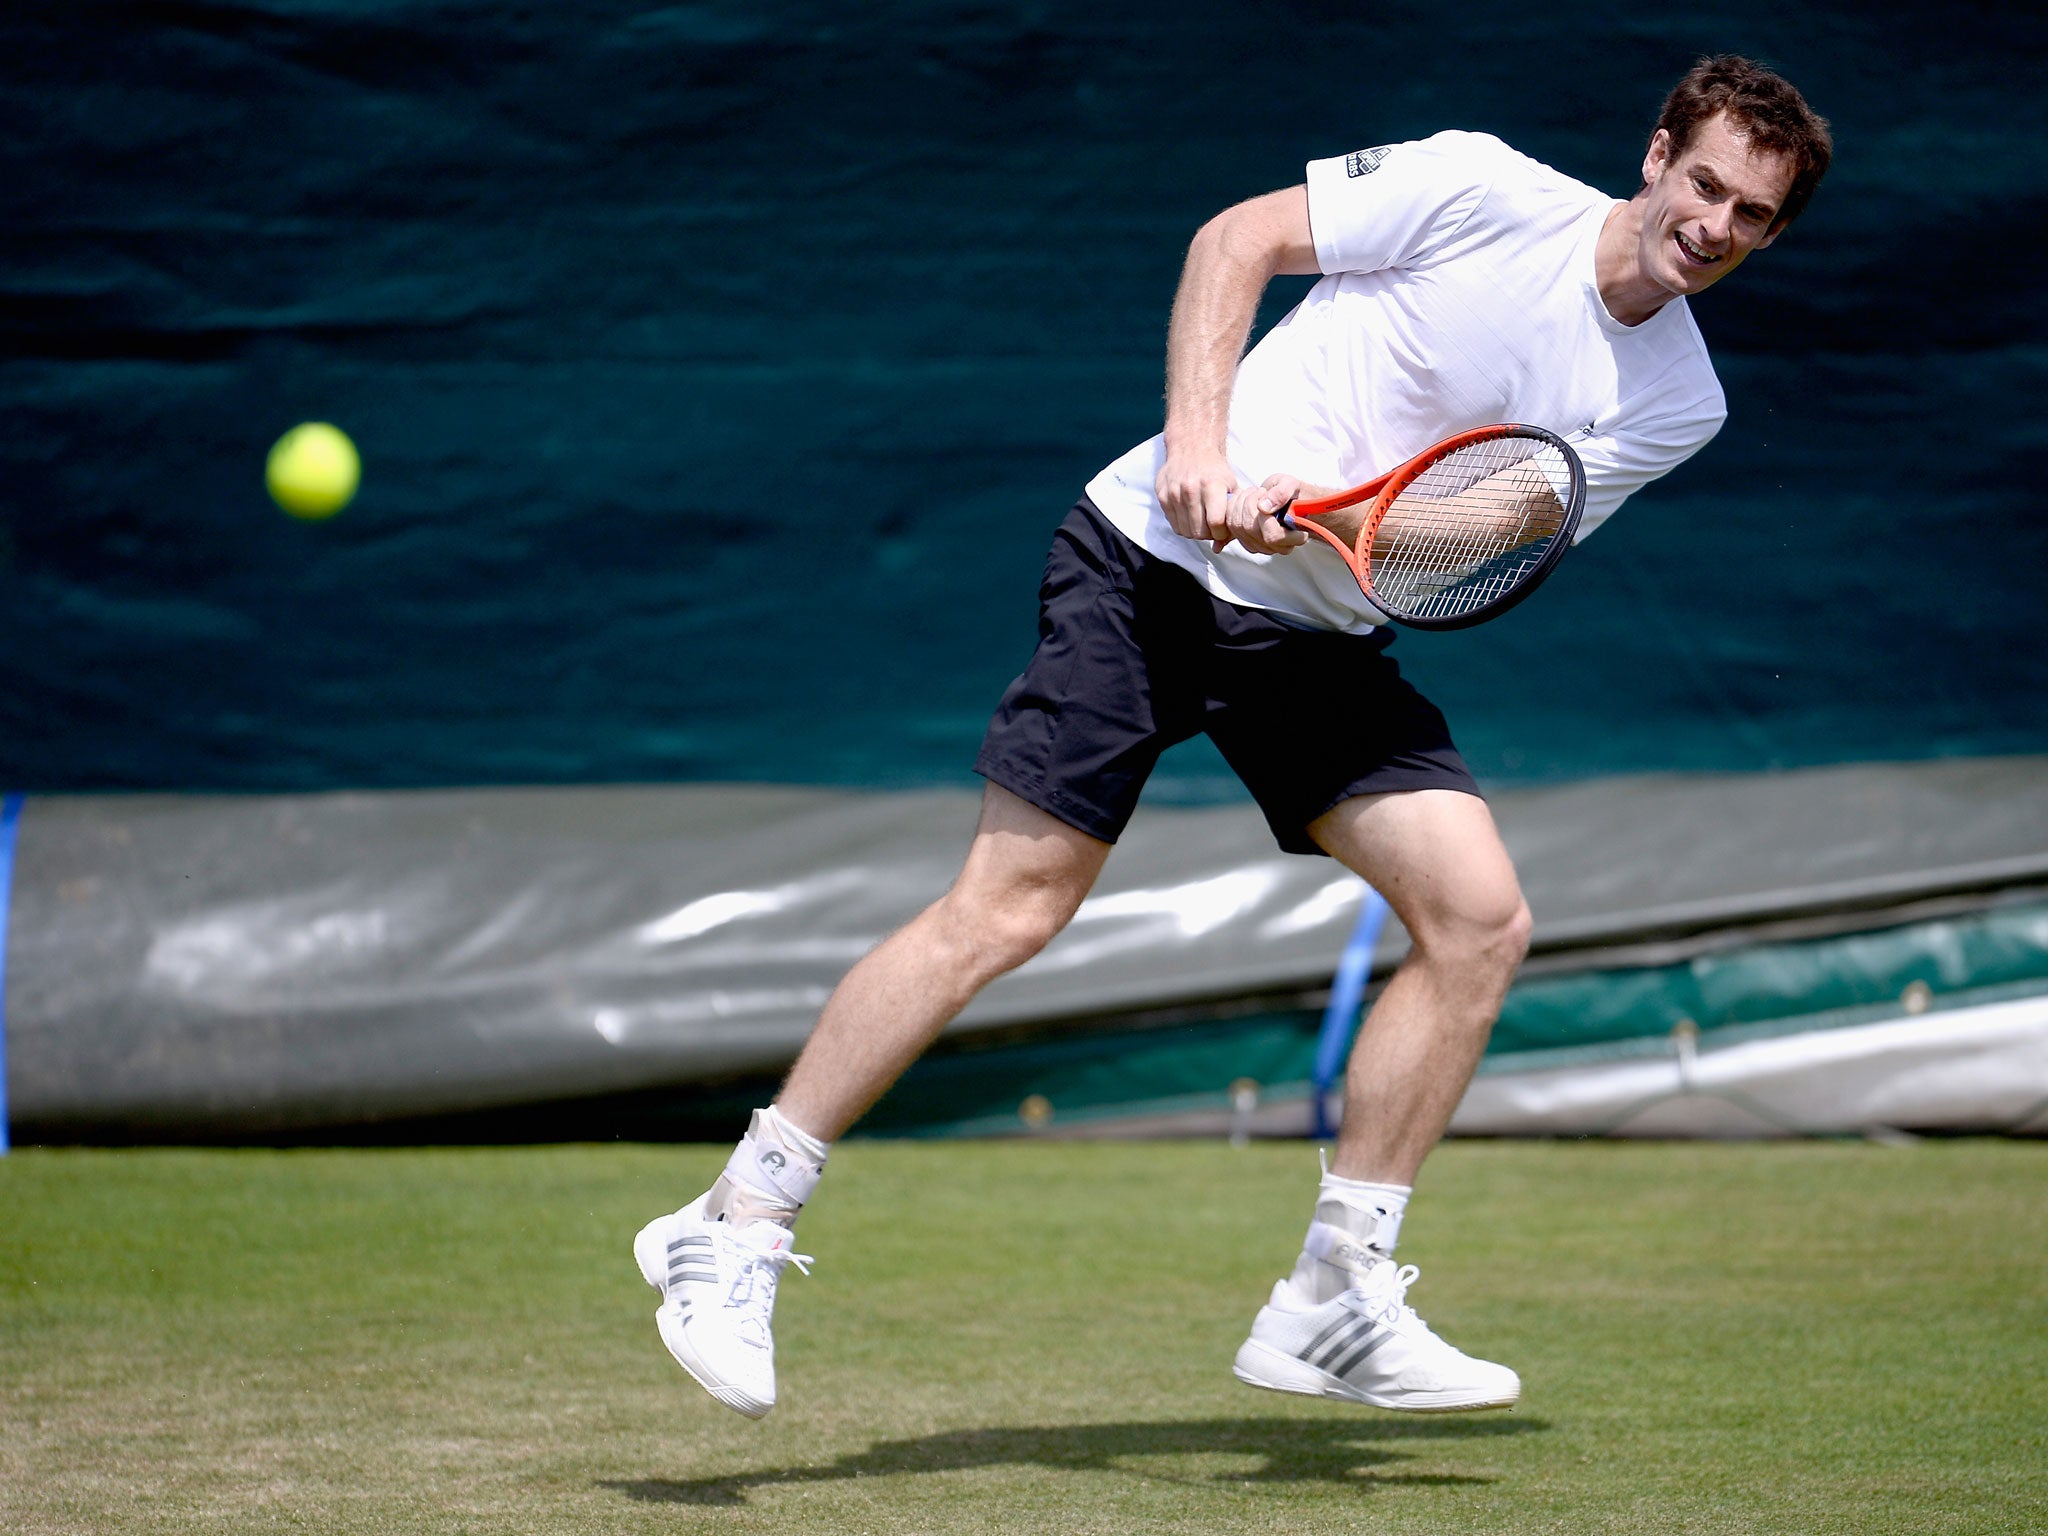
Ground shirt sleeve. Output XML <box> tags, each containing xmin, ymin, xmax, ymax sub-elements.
<box><xmin>1305</xmin><ymin>131</ymin><xmax>1501</xmax><ymax>276</ymax></box>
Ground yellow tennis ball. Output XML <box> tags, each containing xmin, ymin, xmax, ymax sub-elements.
<box><xmin>265</xmin><ymin>422</ymin><xmax>360</xmax><ymax>520</ymax></box>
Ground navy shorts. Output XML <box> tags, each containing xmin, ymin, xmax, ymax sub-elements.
<box><xmin>974</xmin><ymin>498</ymin><xmax>1481</xmax><ymax>856</ymax></box>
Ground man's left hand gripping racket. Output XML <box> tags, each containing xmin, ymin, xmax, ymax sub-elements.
<box><xmin>1283</xmin><ymin>425</ymin><xmax>1586</xmax><ymax>630</ymax></box>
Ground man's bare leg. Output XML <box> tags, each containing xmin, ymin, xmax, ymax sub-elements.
<box><xmin>635</xmin><ymin>783</ymin><xmax>1111</xmax><ymax>1417</ymax></box>
<box><xmin>1310</xmin><ymin>788</ymin><xmax>1531</xmax><ymax>1186</ymax></box>
<box><xmin>1234</xmin><ymin>788</ymin><xmax>1529</xmax><ymax>1411</ymax></box>
<box><xmin>777</xmin><ymin>782</ymin><xmax>1112</xmax><ymax>1140</ymax></box>
<box><xmin>714</xmin><ymin>780</ymin><xmax>1111</xmax><ymax>1228</ymax></box>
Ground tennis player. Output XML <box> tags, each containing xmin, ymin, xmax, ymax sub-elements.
<box><xmin>635</xmin><ymin>56</ymin><xmax>1831</xmax><ymax>1419</ymax></box>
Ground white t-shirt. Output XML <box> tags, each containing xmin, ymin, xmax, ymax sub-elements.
<box><xmin>1085</xmin><ymin>130</ymin><xmax>1727</xmax><ymax>632</ymax></box>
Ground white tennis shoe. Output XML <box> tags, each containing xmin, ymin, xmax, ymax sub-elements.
<box><xmin>633</xmin><ymin>1195</ymin><xmax>811</xmax><ymax>1419</ymax></box>
<box><xmin>1233</xmin><ymin>1257</ymin><xmax>1520</xmax><ymax>1412</ymax></box>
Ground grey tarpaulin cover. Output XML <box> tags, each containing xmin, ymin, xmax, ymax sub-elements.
<box><xmin>7</xmin><ymin>757</ymin><xmax>2047</xmax><ymax>1136</ymax></box>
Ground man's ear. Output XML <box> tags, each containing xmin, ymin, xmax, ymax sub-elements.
<box><xmin>1755</xmin><ymin>223</ymin><xmax>1785</xmax><ymax>250</ymax></box>
<box><xmin>1640</xmin><ymin>127</ymin><xmax>1674</xmax><ymax>188</ymax></box>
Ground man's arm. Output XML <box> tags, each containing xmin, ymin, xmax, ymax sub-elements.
<box><xmin>1230</xmin><ymin>465</ymin><xmax>1566</xmax><ymax>567</ymax></box>
<box><xmin>1155</xmin><ymin>186</ymin><xmax>1320</xmax><ymax>549</ymax></box>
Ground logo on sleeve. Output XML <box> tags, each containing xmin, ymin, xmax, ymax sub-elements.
<box><xmin>1345</xmin><ymin>146</ymin><xmax>1392</xmax><ymax>178</ymax></box>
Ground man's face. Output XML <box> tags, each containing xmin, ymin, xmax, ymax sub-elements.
<box><xmin>1636</xmin><ymin>111</ymin><xmax>1798</xmax><ymax>300</ymax></box>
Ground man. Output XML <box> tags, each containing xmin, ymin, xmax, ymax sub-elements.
<box><xmin>634</xmin><ymin>56</ymin><xmax>1831</xmax><ymax>1420</ymax></box>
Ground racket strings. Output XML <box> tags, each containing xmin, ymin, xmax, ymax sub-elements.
<box><xmin>1370</xmin><ymin>439</ymin><xmax>1572</xmax><ymax>620</ymax></box>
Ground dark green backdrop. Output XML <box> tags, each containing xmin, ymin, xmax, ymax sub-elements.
<box><xmin>3</xmin><ymin>2</ymin><xmax>2043</xmax><ymax>796</ymax></box>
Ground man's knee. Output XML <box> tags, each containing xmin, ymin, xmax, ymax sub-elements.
<box><xmin>1493</xmin><ymin>895</ymin><xmax>1535</xmax><ymax>972</ymax></box>
<box><xmin>1412</xmin><ymin>882</ymin><xmax>1532</xmax><ymax>984</ymax></box>
<box><xmin>935</xmin><ymin>873</ymin><xmax>1084</xmax><ymax>981</ymax></box>
<box><xmin>934</xmin><ymin>786</ymin><xmax>1108</xmax><ymax>981</ymax></box>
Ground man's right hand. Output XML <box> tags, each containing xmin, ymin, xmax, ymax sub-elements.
<box><xmin>1156</xmin><ymin>448</ymin><xmax>1240</xmax><ymax>549</ymax></box>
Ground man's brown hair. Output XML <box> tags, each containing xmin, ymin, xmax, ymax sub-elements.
<box><xmin>1656</xmin><ymin>55</ymin><xmax>1832</xmax><ymax>232</ymax></box>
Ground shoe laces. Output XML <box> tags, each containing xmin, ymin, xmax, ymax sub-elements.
<box><xmin>1347</xmin><ymin>1260</ymin><xmax>1427</xmax><ymax>1334</ymax></box>
<box><xmin>717</xmin><ymin>1220</ymin><xmax>813</xmax><ymax>1301</ymax></box>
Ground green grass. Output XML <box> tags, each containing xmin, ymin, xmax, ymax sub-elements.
<box><xmin>2</xmin><ymin>1140</ymin><xmax>2043</xmax><ymax>1534</ymax></box>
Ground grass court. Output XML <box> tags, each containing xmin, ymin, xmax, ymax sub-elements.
<box><xmin>2</xmin><ymin>1139</ymin><xmax>2042</xmax><ymax>1534</ymax></box>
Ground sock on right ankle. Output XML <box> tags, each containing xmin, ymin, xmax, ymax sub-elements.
<box><xmin>704</xmin><ymin>1105</ymin><xmax>832</xmax><ymax>1227</ymax></box>
<box><xmin>761</xmin><ymin>1104</ymin><xmax>832</xmax><ymax>1167</ymax></box>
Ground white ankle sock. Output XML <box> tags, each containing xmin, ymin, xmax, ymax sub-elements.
<box><xmin>762</xmin><ymin>1104</ymin><xmax>832</xmax><ymax>1165</ymax></box>
<box><xmin>1289</xmin><ymin>1172</ymin><xmax>1412</xmax><ymax>1304</ymax></box>
<box><xmin>705</xmin><ymin>1105</ymin><xmax>832</xmax><ymax>1227</ymax></box>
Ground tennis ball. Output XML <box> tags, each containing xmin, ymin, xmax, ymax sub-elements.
<box><xmin>265</xmin><ymin>422</ymin><xmax>360</xmax><ymax>520</ymax></box>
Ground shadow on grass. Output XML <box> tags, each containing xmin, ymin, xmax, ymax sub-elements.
<box><xmin>601</xmin><ymin>1414</ymin><xmax>1547</xmax><ymax>1506</ymax></box>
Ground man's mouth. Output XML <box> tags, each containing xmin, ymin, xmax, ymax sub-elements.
<box><xmin>1675</xmin><ymin>230</ymin><xmax>1722</xmax><ymax>266</ymax></box>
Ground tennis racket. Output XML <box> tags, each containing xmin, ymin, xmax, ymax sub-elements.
<box><xmin>1281</xmin><ymin>424</ymin><xmax>1585</xmax><ymax>630</ymax></box>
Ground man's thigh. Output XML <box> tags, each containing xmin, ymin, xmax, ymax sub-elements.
<box><xmin>951</xmin><ymin>780</ymin><xmax>1114</xmax><ymax>926</ymax></box>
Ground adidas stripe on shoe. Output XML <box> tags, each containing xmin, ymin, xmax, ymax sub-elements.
<box><xmin>632</xmin><ymin>1194</ymin><xmax>811</xmax><ymax>1419</ymax></box>
<box><xmin>1233</xmin><ymin>1259</ymin><xmax>1519</xmax><ymax>1413</ymax></box>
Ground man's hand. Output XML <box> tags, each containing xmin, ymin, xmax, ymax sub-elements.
<box><xmin>1155</xmin><ymin>449</ymin><xmax>1240</xmax><ymax>547</ymax></box>
<box><xmin>1223</xmin><ymin>474</ymin><xmax>1320</xmax><ymax>554</ymax></box>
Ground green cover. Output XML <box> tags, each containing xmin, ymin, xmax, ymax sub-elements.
<box><xmin>855</xmin><ymin>900</ymin><xmax>2048</xmax><ymax>1136</ymax></box>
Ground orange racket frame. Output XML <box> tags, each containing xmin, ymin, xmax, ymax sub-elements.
<box><xmin>1283</xmin><ymin>422</ymin><xmax>1584</xmax><ymax>630</ymax></box>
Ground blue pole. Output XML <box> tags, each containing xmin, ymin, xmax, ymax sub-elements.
<box><xmin>1310</xmin><ymin>885</ymin><xmax>1389</xmax><ymax>1141</ymax></box>
<box><xmin>0</xmin><ymin>793</ymin><xmax>22</xmax><ymax>1155</ymax></box>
